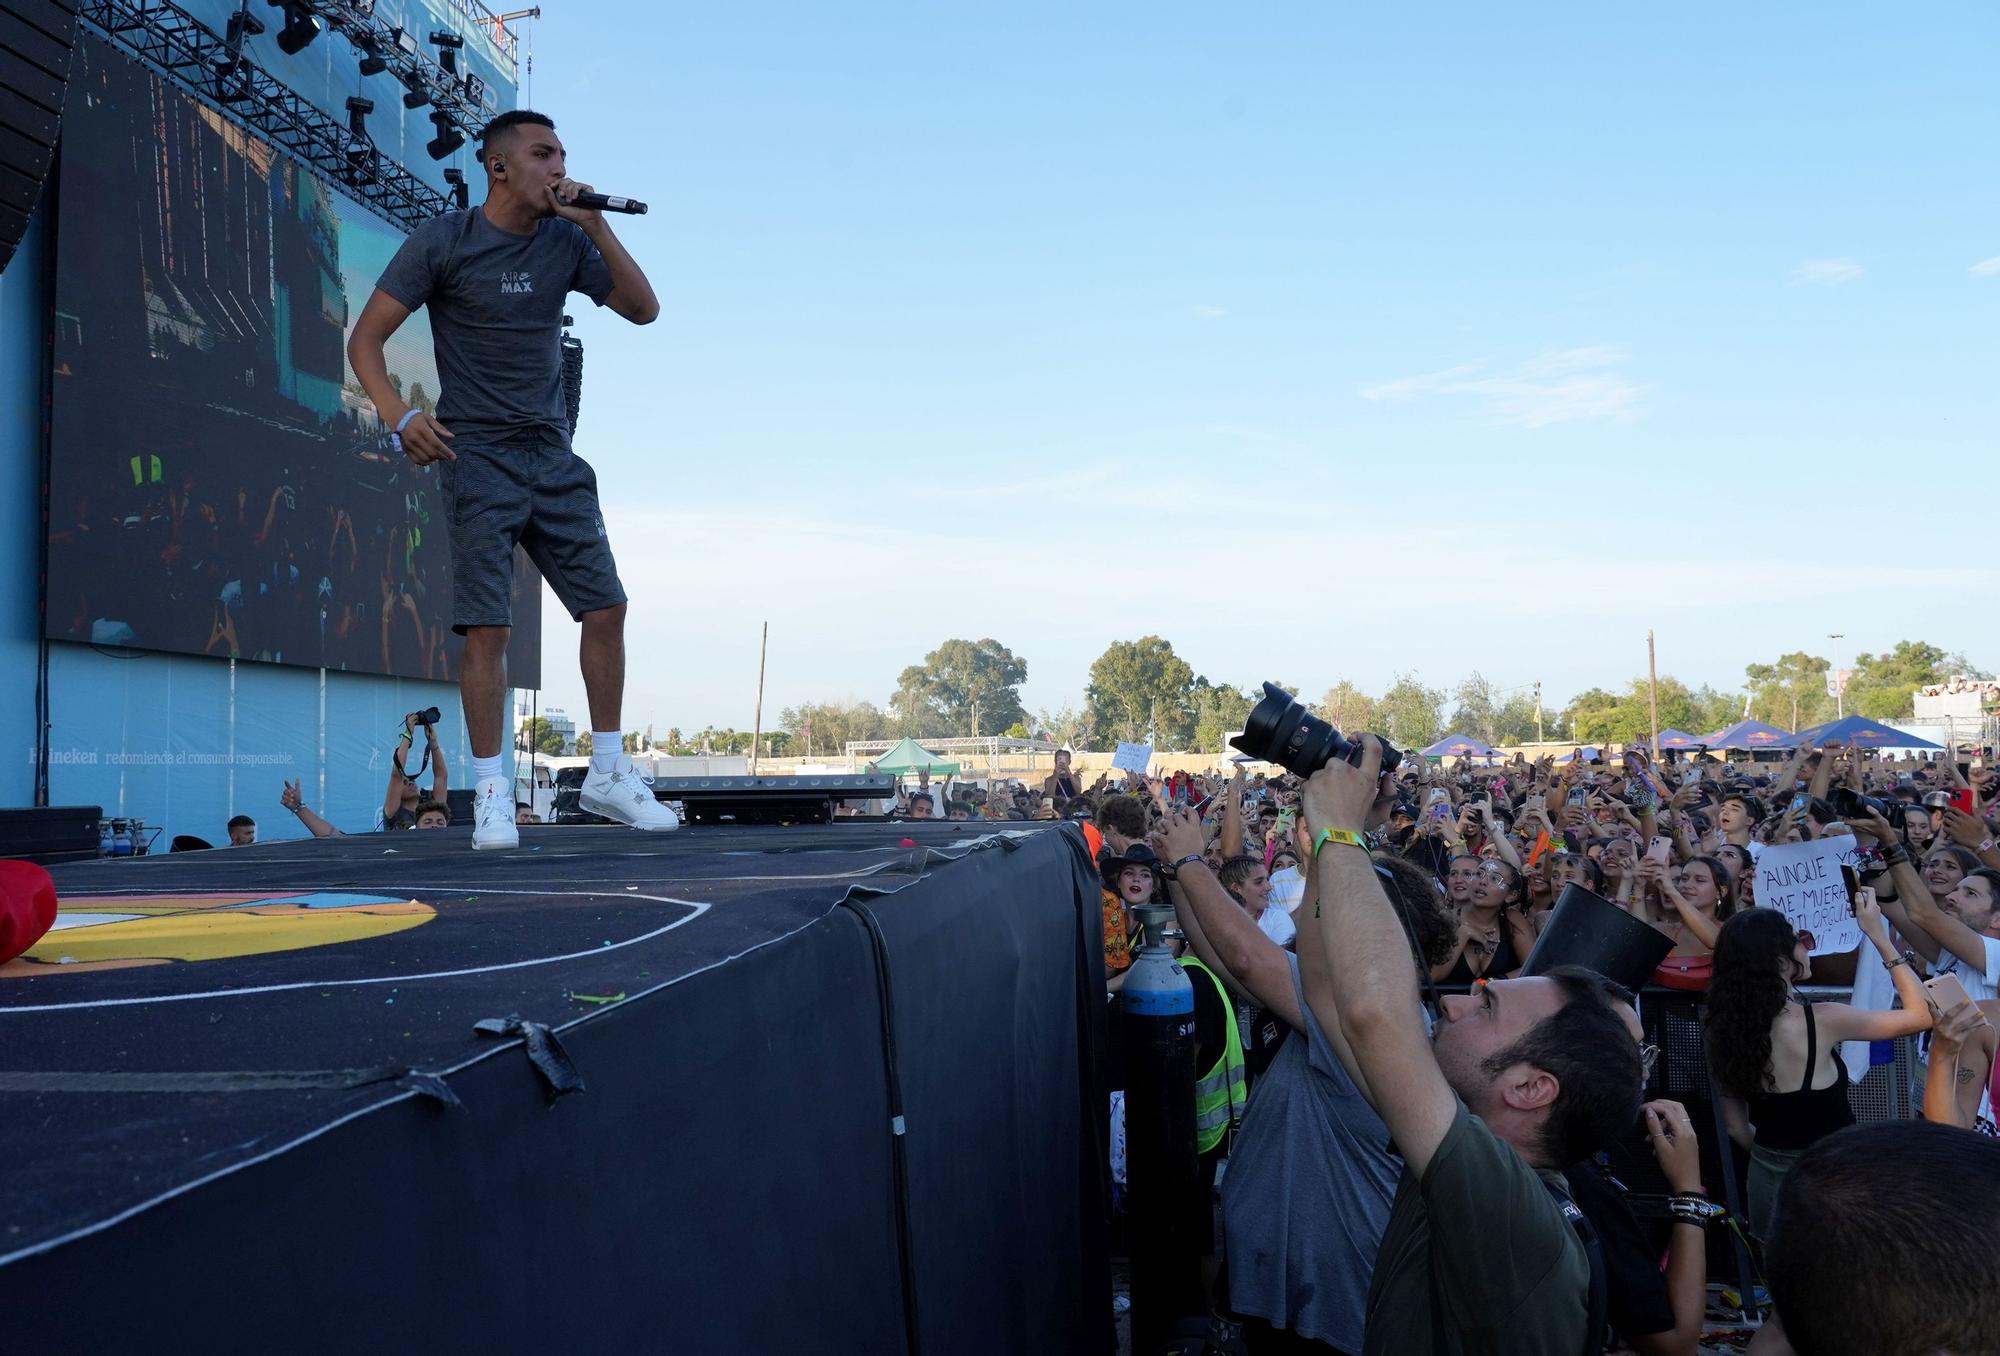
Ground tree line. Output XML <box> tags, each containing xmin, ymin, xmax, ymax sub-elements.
<box><xmin>761</xmin><ymin>635</ymin><xmax>1990</xmax><ymax>757</ymax></box>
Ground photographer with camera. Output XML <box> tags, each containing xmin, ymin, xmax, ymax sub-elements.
<box><xmin>1221</xmin><ymin>687</ymin><xmax>1643</xmax><ymax>1355</ymax></box>
<box><xmin>1297</xmin><ymin>747</ymin><xmax>1643</xmax><ymax>1351</ymax></box>
<box><xmin>384</xmin><ymin>708</ymin><xmax>450</xmax><ymax>831</ymax></box>
<box><xmin>1152</xmin><ymin>799</ymin><xmax>1452</xmax><ymax>1354</ymax></box>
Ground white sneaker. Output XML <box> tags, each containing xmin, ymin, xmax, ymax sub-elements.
<box><xmin>580</xmin><ymin>760</ymin><xmax>681</xmax><ymax>832</ymax></box>
<box><xmin>471</xmin><ymin>776</ymin><xmax>519</xmax><ymax>850</ymax></box>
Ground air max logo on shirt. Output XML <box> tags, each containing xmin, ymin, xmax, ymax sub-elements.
<box><xmin>500</xmin><ymin>271</ymin><xmax>534</xmax><ymax>295</ymax></box>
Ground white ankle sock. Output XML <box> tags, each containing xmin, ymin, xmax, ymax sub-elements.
<box><xmin>591</xmin><ymin>732</ymin><xmax>622</xmax><ymax>775</ymax></box>
<box><xmin>472</xmin><ymin>755</ymin><xmax>504</xmax><ymax>784</ymax></box>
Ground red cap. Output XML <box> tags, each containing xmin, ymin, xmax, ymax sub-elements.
<box><xmin>0</xmin><ymin>859</ymin><xmax>58</xmax><ymax>964</ymax></box>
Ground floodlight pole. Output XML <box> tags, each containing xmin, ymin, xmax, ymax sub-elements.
<box><xmin>751</xmin><ymin>621</ymin><xmax>769</xmax><ymax>774</ymax></box>
<box><xmin>1647</xmin><ymin>630</ymin><xmax>1661</xmax><ymax>757</ymax></box>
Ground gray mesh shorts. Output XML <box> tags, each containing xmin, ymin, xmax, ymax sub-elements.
<box><xmin>440</xmin><ymin>438</ymin><xmax>627</xmax><ymax>633</ymax></box>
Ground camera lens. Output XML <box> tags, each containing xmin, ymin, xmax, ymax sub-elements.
<box><xmin>1230</xmin><ymin>682</ymin><xmax>1402</xmax><ymax>782</ymax></box>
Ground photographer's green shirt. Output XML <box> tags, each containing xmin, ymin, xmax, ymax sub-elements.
<box><xmin>1364</xmin><ymin>1100</ymin><xmax>1589</xmax><ymax>1356</ymax></box>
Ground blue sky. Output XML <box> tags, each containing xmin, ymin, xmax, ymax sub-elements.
<box><xmin>510</xmin><ymin>3</ymin><xmax>1997</xmax><ymax>736</ymax></box>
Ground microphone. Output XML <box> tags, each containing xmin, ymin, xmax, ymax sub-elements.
<box><xmin>571</xmin><ymin>192</ymin><xmax>647</xmax><ymax>215</ymax></box>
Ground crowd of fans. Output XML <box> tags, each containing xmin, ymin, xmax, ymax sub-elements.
<box><xmin>1062</xmin><ymin>738</ymin><xmax>2000</xmax><ymax>1355</ymax></box>
<box><xmin>186</xmin><ymin>720</ymin><xmax>2000</xmax><ymax>1351</ymax></box>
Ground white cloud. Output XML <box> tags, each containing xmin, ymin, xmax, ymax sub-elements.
<box><xmin>1789</xmin><ymin>257</ymin><xmax>1864</xmax><ymax>286</ymax></box>
<box><xmin>1192</xmin><ymin>305</ymin><xmax>1227</xmax><ymax>320</ymax></box>
<box><xmin>1359</xmin><ymin>347</ymin><xmax>1642</xmax><ymax>428</ymax></box>
<box><xmin>1970</xmin><ymin>256</ymin><xmax>2000</xmax><ymax>277</ymax></box>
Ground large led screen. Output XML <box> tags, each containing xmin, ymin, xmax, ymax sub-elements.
<box><xmin>47</xmin><ymin>39</ymin><xmax>541</xmax><ymax>685</ymax></box>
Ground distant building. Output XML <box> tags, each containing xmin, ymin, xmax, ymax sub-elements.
<box><xmin>514</xmin><ymin>700</ymin><xmax>579</xmax><ymax>754</ymax></box>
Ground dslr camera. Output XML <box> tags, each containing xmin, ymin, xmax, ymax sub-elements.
<box><xmin>1231</xmin><ymin>682</ymin><xmax>1402</xmax><ymax>782</ymax></box>
<box><xmin>1829</xmin><ymin>786</ymin><xmax>1905</xmax><ymax>829</ymax></box>
<box><xmin>409</xmin><ymin>707</ymin><xmax>442</xmax><ymax>727</ymax></box>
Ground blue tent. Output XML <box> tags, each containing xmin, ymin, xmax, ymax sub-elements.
<box><xmin>1699</xmin><ymin>720</ymin><xmax>1795</xmax><ymax>751</ymax></box>
<box><xmin>1421</xmin><ymin>733</ymin><xmax>1497</xmax><ymax>759</ymax></box>
<box><xmin>1793</xmin><ymin>715</ymin><xmax>1943</xmax><ymax>750</ymax></box>
<box><xmin>1650</xmin><ymin>729</ymin><xmax>1704</xmax><ymax>750</ymax></box>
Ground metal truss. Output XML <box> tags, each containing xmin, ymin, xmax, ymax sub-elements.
<box><xmin>78</xmin><ymin>0</ymin><xmax>496</xmax><ymax>230</ymax></box>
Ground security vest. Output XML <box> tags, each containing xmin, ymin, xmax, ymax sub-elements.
<box><xmin>1179</xmin><ymin>955</ymin><xmax>1247</xmax><ymax>1154</ymax></box>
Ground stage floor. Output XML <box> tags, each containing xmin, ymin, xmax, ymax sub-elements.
<box><xmin>1</xmin><ymin>820</ymin><xmax>1054</xmax><ymax>1267</ymax></box>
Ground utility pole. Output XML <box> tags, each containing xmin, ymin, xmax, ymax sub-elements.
<box><xmin>1646</xmin><ymin>630</ymin><xmax>1661</xmax><ymax>756</ymax></box>
<box><xmin>1535</xmin><ymin>681</ymin><xmax>1545</xmax><ymax>745</ymax></box>
<box><xmin>750</xmin><ymin>621</ymin><xmax>768</xmax><ymax>774</ymax></box>
<box><xmin>1828</xmin><ymin>634</ymin><xmax>1846</xmax><ymax>719</ymax></box>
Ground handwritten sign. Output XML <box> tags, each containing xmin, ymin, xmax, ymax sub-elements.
<box><xmin>1756</xmin><ymin>839</ymin><xmax>1861</xmax><ymax>955</ymax></box>
<box><xmin>1112</xmin><ymin>742</ymin><xmax>1154</xmax><ymax>774</ymax></box>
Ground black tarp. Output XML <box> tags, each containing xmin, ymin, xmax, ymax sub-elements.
<box><xmin>0</xmin><ymin>822</ymin><xmax>1109</xmax><ymax>1354</ymax></box>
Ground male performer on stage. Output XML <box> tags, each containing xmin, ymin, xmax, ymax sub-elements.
<box><xmin>347</xmin><ymin>110</ymin><xmax>676</xmax><ymax>850</ymax></box>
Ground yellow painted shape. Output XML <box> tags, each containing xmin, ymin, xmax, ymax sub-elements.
<box><xmin>21</xmin><ymin>900</ymin><xmax>434</xmax><ymax>965</ymax></box>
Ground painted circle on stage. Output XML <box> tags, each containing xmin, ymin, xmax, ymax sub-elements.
<box><xmin>0</xmin><ymin>892</ymin><xmax>436</xmax><ymax>977</ymax></box>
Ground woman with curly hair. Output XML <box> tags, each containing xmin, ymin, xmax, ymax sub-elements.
<box><xmin>1705</xmin><ymin>898</ymin><xmax>1933</xmax><ymax>1241</ymax></box>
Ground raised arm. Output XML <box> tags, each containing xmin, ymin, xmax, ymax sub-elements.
<box><xmin>1941</xmin><ymin>806</ymin><xmax>2000</xmax><ymax>871</ymax></box>
<box><xmin>1150</xmin><ymin>806</ymin><xmax>1301</xmax><ymax>1027</ymax></box>
<box><xmin>280</xmin><ymin>779</ymin><xmax>343</xmax><ymax>839</ymax></box>
<box><xmin>1807</xmin><ymin>745</ymin><xmax>1837</xmax><ymax>803</ymax></box>
<box><xmin>578</xmin><ymin>215</ymin><xmax>659</xmax><ymax>324</ymax></box>
<box><xmin>383</xmin><ymin>715</ymin><xmax>416</xmax><ymax>825</ymax></box>
<box><xmin>1220</xmin><ymin>766</ymin><xmax>1247</xmax><ymax>859</ymax></box>
<box><xmin>1292</xmin><ymin>831</ymin><xmax>1379</xmax><ymax>1106</ymax></box>
<box><xmin>1479</xmin><ymin>801</ymin><xmax>1524</xmax><ymax>872</ymax></box>
<box><xmin>1630</xmin><ymin>1100</ymin><xmax>1711</xmax><ymax>1356</ymax></box>
<box><xmin>1814</xmin><ymin>890</ymin><xmax>1935</xmax><ymax>1043</ymax></box>
<box><xmin>427</xmin><ymin>722</ymin><xmax>449</xmax><ymax>801</ymax></box>
<box><xmin>1640</xmin><ymin>859</ymin><xmax>1721</xmax><ymax>950</ymax></box>
<box><xmin>1895</xmin><ymin>856</ymin><xmax>1992</xmax><ymax>976</ymax></box>
<box><xmin>1305</xmin><ymin>740</ymin><xmax>1459</xmax><ymax>1177</ymax></box>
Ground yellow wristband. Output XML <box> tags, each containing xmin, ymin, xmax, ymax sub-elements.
<box><xmin>1312</xmin><ymin>826</ymin><xmax>1367</xmax><ymax>854</ymax></box>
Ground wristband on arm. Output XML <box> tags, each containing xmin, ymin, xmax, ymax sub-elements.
<box><xmin>389</xmin><ymin>408</ymin><xmax>421</xmax><ymax>451</ymax></box>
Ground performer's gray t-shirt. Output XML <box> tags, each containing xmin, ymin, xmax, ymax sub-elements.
<box><xmin>1220</xmin><ymin>955</ymin><xmax>1401</xmax><ymax>1351</ymax></box>
<box><xmin>374</xmin><ymin>207</ymin><xmax>613</xmax><ymax>448</ymax></box>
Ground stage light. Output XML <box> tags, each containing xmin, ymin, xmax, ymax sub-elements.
<box><xmin>345</xmin><ymin>95</ymin><xmax>374</xmax><ymax>162</ymax></box>
<box><xmin>215</xmin><ymin>5</ymin><xmax>264</xmax><ymax>97</ymax></box>
<box><xmin>356</xmin><ymin>41</ymin><xmax>386</xmax><ymax>77</ymax></box>
<box><xmin>426</xmin><ymin>110</ymin><xmax>465</xmax><ymax>160</ymax></box>
<box><xmin>429</xmin><ymin>29</ymin><xmax>461</xmax><ymax>76</ymax></box>
<box><xmin>443</xmin><ymin>167</ymin><xmax>468</xmax><ymax>211</ymax></box>
<box><xmin>463</xmin><ymin>71</ymin><xmax>484</xmax><ymax>105</ymax></box>
<box><xmin>400</xmin><ymin>69</ymin><xmax>431</xmax><ymax>109</ymax></box>
<box><xmin>265</xmin><ymin>0</ymin><xmax>322</xmax><ymax>55</ymax></box>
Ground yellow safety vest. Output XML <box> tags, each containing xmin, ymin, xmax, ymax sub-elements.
<box><xmin>1179</xmin><ymin>955</ymin><xmax>1247</xmax><ymax>1153</ymax></box>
